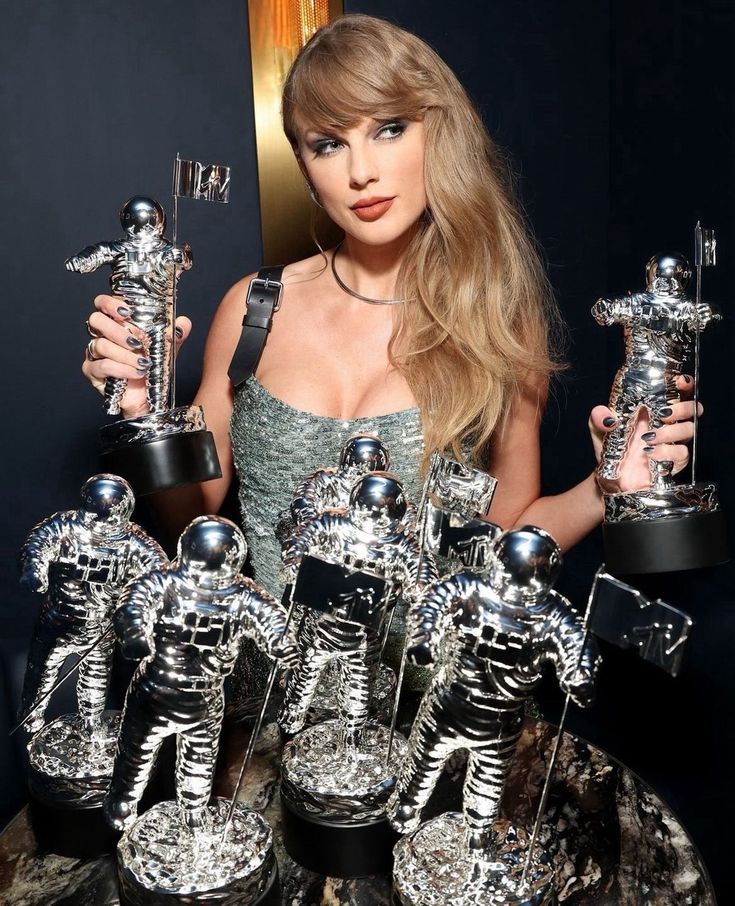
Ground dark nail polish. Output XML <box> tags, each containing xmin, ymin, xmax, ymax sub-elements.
<box><xmin>137</xmin><ymin>356</ymin><xmax>151</xmax><ymax>367</ymax></box>
<box><xmin>660</xmin><ymin>407</ymin><xmax>673</xmax><ymax>417</ymax></box>
<box><xmin>682</xmin><ymin>375</ymin><xmax>692</xmax><ymax>384</ymax></box>
<box><xmin>135</xmin><ymin>367</ymin><xmax>148</xmax><ymax>376</ymax></box>
<box><xmin>175</xmin><ymin>326</ymin><xmax>184</xmax><ymax>339</ymax></box>
<box><xmin>641</xmin><ymin>431</ymin><xmax>656</xmax><ymax>441</ymax></box>
<box><xmin>602</xmin><ymin>416</ymin><xmax>617</xmax><ymax>427</ymax></box>
<box><xmin>643</xmin><ymin>446</ymin><xmax>655</xmax><ymax>454</ymax></box>
<box><xmin>117</xmin><ymin>305</ymin><xmax>131</xmax><ymax>318</ymax></box>
<box><xmin>126</xmin><ymin>336</ymin><xmax>143</xmax><ymax>349</ymax></box>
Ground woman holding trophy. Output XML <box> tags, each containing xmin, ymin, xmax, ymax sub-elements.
<box><xmin>79</xmin><ymin>15</ymin><xmax>700</xmax><ymax>595</ymax></box>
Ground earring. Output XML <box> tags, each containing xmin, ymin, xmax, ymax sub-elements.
<box><xmin>306</xmin><ymin>181</ymin><xmax>323</xmax><ymax>208</ymax></box>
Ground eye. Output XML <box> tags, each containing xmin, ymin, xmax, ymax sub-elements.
<box><xmin>376</xmin><ymin>121</ymin><xmax>407</xmax><ymax>140</ymax></box>
<box><xmin>311</xmin><ymin>137</ymin><xmax>343</xmax><ymax>158</ymax></box>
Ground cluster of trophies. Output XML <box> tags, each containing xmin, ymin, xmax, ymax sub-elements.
<box><xmin>14</xmin><ymin>183</ymin><xmax>724</xmax><ymax>905</ymax></box>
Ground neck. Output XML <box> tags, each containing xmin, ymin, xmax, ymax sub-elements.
<box><xmin>338</xmin><ymin>230</ymin><xmax>414</xmax><ymax>299</ymax></box>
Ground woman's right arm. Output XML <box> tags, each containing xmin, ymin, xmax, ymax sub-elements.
<box><xmin>82</xmin><ymin>276</ymin><xmax>256</xmax><ymax>533</ymax></box>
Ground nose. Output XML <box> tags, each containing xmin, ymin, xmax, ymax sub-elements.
<box><xmin>348</xmin><ymin>139</ymin><xmax>378</xmax><ymax>189</ymax></box>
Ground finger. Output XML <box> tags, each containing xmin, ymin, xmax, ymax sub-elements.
<box><xmin>589</xmin><ymin>405</ymin><xmax>619</xmax><ymax>433</ymax></box>
<box><xmin>88</xmin><ymin>310</ymin><xmax>147</xmax><ymax>350</ymax></box>
<box><xmin>87</xmin><ymin>337</ymin><xmax>151</xmax><ymax>373</ymax></box>
<box><xmin>657</xmin><ymin>400</ymin><xmax>704</xmax><ymax>424</ymax></box>
<box><xmin>93</xmin><ymin>294</ymin><xmax>138</xmax><ymax>326</ymax></box>
<box><xmin>82</xmin><ymin>357</ymin><xmax>150</xmax><ymax>383</ymax></box>
<box><xmin>174</xmin><ymin>316</ymin><xmax>192</xmax><ymax>350</ymax></box>
<box><xmin>641</xmin><ymin>422</ymin><xmax>694</xmax><ymax>446</ymax></box>
<box><xmin>675</xmin><ymin>374</ymin><xmax>695</xmax><ymax>399</ymax></box>
<box><xmin>647</xmin><ymin>443</ymin><xmax>689</xmax><ymax>467</ymax></box>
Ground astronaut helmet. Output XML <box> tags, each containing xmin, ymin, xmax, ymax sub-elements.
<box><xmin>645</xmin><ymin>252</ymin><xmax>691</xmax><ymax>296</ymax></box>
<box><xmin>349</xmin><ymin>472</ymin><xmax>407</xmax><ymax>535</ymax></box>
<box><xmin>490</xmin><ymin>525</ymin><xmax>561</xmax><ymax>606</ymax></box>
<box><xmin>79</xmin><ymin>474</ymin><xmax>135</xmax><ymax>535</ymax></box>
<box><xmin>177</xmin><ymin>516</ymin><xmax>247</xmax><ymax>588</ymax></box>
<box><xmin>339</xmin><ymin>434</ymin><xmax>390</xmax><ymax>474</ymax></box>
<box><xmin>119</xmin><ymin>196</ymin><xmax>166</xmax><ymax>238</ymax></box>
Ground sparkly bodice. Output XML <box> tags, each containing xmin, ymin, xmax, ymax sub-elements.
<box><xmin>229</xmin><ymin>375</ymin><xmax>425</xmax><ymax>598</ymax></box>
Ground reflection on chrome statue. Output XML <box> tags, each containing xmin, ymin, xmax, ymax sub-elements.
<box><xmin>66</xmin><ymin>196</ymin><xmax>192</xmax><ymax>416</ymax></box>
<box><xmin>107</xmin><ymin>516</ymin><xmax>297</xmax><ymax>903</ymax></box>
<box><xmin>278</xmin><ymin>472</ymin><xmax>436</xmax><ymax>746</ymax></box>
<box><xmin>422</xmin><ymin>450</ymin><xmax>499</xmax><ymax>569</ymax></box>
<box><xmin>275</xmin><ymin>433</ymin><xmax>396</xmax><ymax>544</ymax></box>
<box><xmin>389</xmin><ymin>527</ymin><xmax>600</xmax><ymax>906</ymax></box>
<box><xmin>19</xmin><ymin>474</ymin><xmax>165</xmax><ymax>738</ymax></box>
<box><xmin>594</xmin><ymin>252</ymin><xmax>719</xmax><ymax>510</ymax></box>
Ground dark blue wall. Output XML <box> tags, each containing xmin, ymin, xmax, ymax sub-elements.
<box><xmin>1</xmin><ymin>0</ymin><xmax>733</xmax><ymax>898</ymax></box>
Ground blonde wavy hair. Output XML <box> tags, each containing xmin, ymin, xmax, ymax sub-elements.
<box><xmin>282</xmin><ymin>14</ymin><xmax>562</xmax><ymax>468</ymax></box>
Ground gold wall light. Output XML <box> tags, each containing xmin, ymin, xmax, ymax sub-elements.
<box><xmin>248</xmin><ymin>0</ymin><xmax>344</xmax><ymax>265</ymax></box>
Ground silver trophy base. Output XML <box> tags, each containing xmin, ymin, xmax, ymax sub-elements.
<box><xmin>99</xmin><ymin>405</ymin><xmax>221</xmax><ymax>496</ymax></box>
<box><xmin>280</xmin><ymin>719</ymin><xmax>407</xmax><ymax>877</ymax></box>
<box><xmin>117</xmin><ymin>799</ymin><xmax>279</xmax><ymax>905</ymax></box>
<box><xmin>27</xmin><ymin>711</ymin><xmax>121</xmax><ymax>857</ymax></box>
<box><xmin>393</xmin><ymin>814</ymin><xmax>556</xmax><ymax>906</ymax></box>
<box><xmin>603</xmin><ymin>483</ymin><xmax>728</xmax><ymax>574</ymax></box>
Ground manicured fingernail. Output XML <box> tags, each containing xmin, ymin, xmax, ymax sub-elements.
<box><xmin>642</xmin><ymin>431</ymin><xmax>656</xmax><ymax>441</ymax></box>
<box><xmin>660</xmin><ymin>407</ymin><xmax>673</xmax><ymax>417</ymax></box>
<box><xmin>137</xmin><ymin>356</ymin><xmax>151</xmax><ymax>367</ymax></box>
<box><xmin>175</xmin><ymin>326</ymin><xmax>184</xmax><ymax>339</ymax></box>
<box><xmin>603</xmin><ymin>417</ymin><xmax>617</xmax><ymax>427</ymax></box>
<box><xmin>643</xmin><ymin>445</ymin><xmax>655</xmax><ymax>454</ymax></box>
<box><xmin>117</xmin><ymin>305</ymin><xmax>131</xmax><ymax>318</ymax></box>
<box><xmin>682</xmin><ymin>375</ymin><xmax>692</xmax><ymax>384</ymax></box>
<box><xmin>126</xmin><ymin>336</ymin><xmax>143</xmax><ymax>349</ymax></box>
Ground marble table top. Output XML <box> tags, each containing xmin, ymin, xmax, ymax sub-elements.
<box><xmin>0</xmin><ymin>716</ymin><xmax>716</xmax><ymax>906</ymax></box>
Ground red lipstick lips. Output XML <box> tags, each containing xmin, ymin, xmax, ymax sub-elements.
<box><xmin>350</xmin><ymin>196</ymin><xmax>395</xmax><ymax>221</ymax></box>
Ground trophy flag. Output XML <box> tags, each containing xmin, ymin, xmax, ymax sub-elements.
<box><xmin>172</xmin><ymin>158</ymin><xmax>231</xmax><ymax>203</ymax></box>
<box><xmin>692</xmin><ymin>223</ymin><xmax>716</xmax><ymax>483</ymax></box>
<box><xmin>587</xmin><ymin>570</ymin><xmax>694</xmax><ymax>677</ymax></box>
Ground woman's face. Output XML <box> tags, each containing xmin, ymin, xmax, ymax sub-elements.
<box><xmin>295</xmin><ymin>115</ymin><xmax>427</xmax><ymax>247</ymax></box>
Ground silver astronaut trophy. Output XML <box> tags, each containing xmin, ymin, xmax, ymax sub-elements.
<box><xmin>107</xmin><ymin>516</ymin><xmax>296</xmax><ymax>905</ymax></box>
<box><xmin>66</xmin><ymin>157</ymin><xmax>230</xmax><ymax>496</ymax></box>
<box><xmin>388</xmin><ymin>527</ymin><xmax>600</xmax><ymax>906</ymax></box>
<box><xmin>421</xmin><ymin>450</ymin><xmax>499</xmax><ymax>569</ymax></box>
<box><xmin>278</xmin><ymin>472</ymin><xmax>436</xmax><ymax>878</ymax></box>
<box><xmin>594</xmin><ymin>235</ymin><xmax>727</xmax><ymax>573</ymax></box>
<box><xmin>17</xmin><ymin>474</ymin><xmax>166</xmax><ymax>858</ymax></box>
<box><xmin>276</xmin><ymin>433</ymin><xmax>400</xmax><ymax>725</ymax></box>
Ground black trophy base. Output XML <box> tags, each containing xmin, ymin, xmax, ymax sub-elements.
<box><xmin>281</xmin><ymin>793</ymin><xmax>398</xmax><ymax>878</ymax></box>
<box><xmin>119</xmin><ymin>860</ymin><xmax>281</xmax><ymax>906</ymax></box>
<box><xmin>29</xmin><ymin>790</ymin><xmax>120</xmax><ymax>859</ymax></box>
<box><xmin>603</xmin><ymin>508</ymin><xmax>729</xmax><ymax>575</ymax></box>
<box><xmin>99</xmin><ymin>429</ymin><xmax>221</xmax><ymax>496</ymax></box>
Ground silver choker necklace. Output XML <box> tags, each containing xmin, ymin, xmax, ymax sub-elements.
<box><xmin>331</xmin><ymin>242</ymin><xmax>408</xmax><ymax>305</ymax></box>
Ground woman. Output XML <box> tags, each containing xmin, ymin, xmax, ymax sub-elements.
<box><xmin>81</xmin><ymin>14</ymin><xmax>697</xmax><ymax>597</ymax></box>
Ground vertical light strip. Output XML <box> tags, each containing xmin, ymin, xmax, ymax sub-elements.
<box><xmin>248</xmin><ymin>0</ymin><xmax>344</xmax><ymax>265</ymax></box>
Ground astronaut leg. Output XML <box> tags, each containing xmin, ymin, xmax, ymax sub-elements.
<box><xmin>76</xmin><ymin>630</ymin><xmax>115</xmax><ymax>735</ymax></box>
<box><xmin>104</xmin><ymin>676</ymin><xmax>173</xmax><ymax>831</ymax></box>
<box><xmin>20</xmin><ymin>628</ymin><xmax>76</xmax><ymax>734</ymax></box>
<box><xmin>278</xmin><ymin>613</ymin><xmax>334</xmax><ymax>735</ymax></box>
<box><xmin>176</xmin><ymin>693</ymin><xmax>224</xmax><ymax>831</ymax></box>
<box><xmin>462</xmin><ymin>712</ymin><xmax>523</xmax><ymax>853</ymax></box>
<box><xmin>145</xmin><ymin>321</ymin><xmax>169</xmax><ymax>412</ymax></box>
<box><xmin>337</xmin><ymin>630</ymin><xmax>378</xmax><ymax>750</ymax></box>
<box><xmin>386</xmin><ymin>694</ymin><xmax>454</xmax><ymax>834</ymax></box>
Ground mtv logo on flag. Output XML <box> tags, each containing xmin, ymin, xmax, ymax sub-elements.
<box><xmin>588</xmin><ymin>571</ymin><xmax>694</xmax><ymax>677</ymax></box>
<box><xmin>173</xmin><ymin>158</ymin><xmax>231</xmax><ymax>203</ymax></box>
<box><xmin>293</xmin><ymin>554</ymin><xmax>388</xmax><ymax>631</ymax></box>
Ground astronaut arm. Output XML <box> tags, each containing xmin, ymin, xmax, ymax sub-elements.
<box><xmin>591</xmin><ymin>295</ymin><xmax>640</xmax><ymax>326</ymax></box>
<box><xmin>18</xmin><ymin>513</ymin><xmax>68</xmax><ymax>593</ymax></box>
<box><xmin>405</xmin><ymin>576</ymin><xmax>458</xmax><ymax>666</ymax></box>
<box><xmin>240</xmin><ymin>582</ymin><xmax>299</xmax><ymax>668</ymax></box>
<box><xmin>162</xmin><ymin>242</ymin><xmax>193</xmax><ymax>272</ymax></box>
<box><xmin>64</xmin><ymin>242</ymin><xmax>118</xmax><ymax>274</ymax></box>
<box><xmin>288</xmin><ymin>472</ymin><xmax>326</xmax><ymax>528</ymax></box>
<box><xmin>113</xmin><ymin>572</ymin><xmax>166</xmax><ymax>660</ymax></box>
<box><xmin>542</xmin><ymin>596</ymin><xmax>600</xmax><ymax>708</ymax></box>
<box><xmin>281</xmin><ymin>517</ymin><xmax>329</xmax><ymax>583</ymax></box>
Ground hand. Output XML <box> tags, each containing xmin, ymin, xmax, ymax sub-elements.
<box><xmin>20</xmin><ymin>569</ymin><xmax>46</xmax><ymax>594</ymax></box>
<box><xmin>588</xmin><ymin>375</ymin><xmax>701</xmax><ymax>493</ymax></box>
<box><xmin>270</xmin><ymin>636</ymin><xmax>299</xmax><ymax>669</ymax></box>
<box><xmin>561</xmin><ymin>668</ymin><xmax>596</xmax><ymax>708</ymax></box>
<box><xmin>120</xmin><ymin>630</ymin><xmax>151</xmax><ymax>661</ymax></box>
<box><xmin>82</xmin><ymin>295</ymin><xmax>191</xmax><ymax>417</ymax></box>
<box><xmin>406</xmin><ymin>640</ymin><xmax>433</xmax><ymax>667</ymax></box>
<box><xmin>65</xmin><ymin>255</ymin><xmax>86</xmax><ymax>274</ymax></box>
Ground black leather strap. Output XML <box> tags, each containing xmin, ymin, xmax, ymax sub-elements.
<box><xmin>228</xmin><ymin>265</ymin><xmax>285</xmax><ymax>389</ymax></box>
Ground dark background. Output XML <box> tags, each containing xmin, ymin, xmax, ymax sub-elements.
<box><xmin>1</xmin><ymin>0</ymin><xmax>733</xmax><ymax>900</ymax></box>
